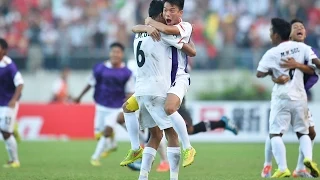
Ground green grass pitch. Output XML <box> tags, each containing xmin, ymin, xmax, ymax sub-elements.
<box><xmin>0</xmin><ymin>141</ymin><xmax>317</xmax><ymax>180</ymax></box>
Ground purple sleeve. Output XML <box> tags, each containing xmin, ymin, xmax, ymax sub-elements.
<box><xmin>312</xmin><ymin>48</ymin><xmax>319</xmax><ymax>57</ymax></box>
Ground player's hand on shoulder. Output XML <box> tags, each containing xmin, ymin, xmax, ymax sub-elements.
<box><xmin>145</xmin><ymin>17</ymin><xmax>152</xmax><ymax>25</ymax></box>
<box><xmin>147</xmin><ymin>26</ymin><xmax>161</xmax><ymax>42</ymax></box>
<box><xmin>280</xmin><ymin>57</ymin><xmax>298</xmax><ymax>69</ymax></box>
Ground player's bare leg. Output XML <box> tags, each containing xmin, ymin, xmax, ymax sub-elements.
<box><xmin>165</xmin><ymin>93</ymin><xmax>195</xmax><ymax>167</ymax></box>
<box><xmin>156</xmin><ymin>137</ymin><xmax>169</xmax><ymax>172</ymax></box>
<box><xmin>139</xmin><ymin>126</ymin><xmax>163</xmax><ymax>180</ymax></box>
<box><xmin>120</xmin><ymin>97</ymin><xmax>144</xmax><ymax>166</ymax></box>
<box><xmin>1</xmin><ymin>131</ymin><xmax>20</xmax><ymax>168</ymax></box>
<box><xmin>91</xmin><ymin>126</ymin><xmax>114</xmax><ymax>166</ymax></box>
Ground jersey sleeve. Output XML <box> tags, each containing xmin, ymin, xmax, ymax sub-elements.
<box><xmin>125</xmin><ymin>74</ymin><xmax>135</xmax><ymax>94</ymax></box>
<box><xmin>174</xmin><ymin>22</ymin><xmax>192</xmax><ymax>40</ymax></box>
<box><xmin>9</xmin><ymin>63</ymin><xmax>23</xmax><ymax>86</ymax></box>
<box><xmin>257</xmin><ymin>51</ymin><xmax>273</xmax><ymax>73</ymax></box>
<box><xmin>161</xmin><ymin>33</ymin><xmax>185</xmax><ymax>49</ymax></box>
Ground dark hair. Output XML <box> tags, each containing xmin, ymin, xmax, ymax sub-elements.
<box><xmin>0</xmin><ymin>38</ymin><xmax>8</xmax><ymax>50</ymax></box>
<box><xmin>149</xmin><ymin>0</ymin><xmax>164</xmax><ymax>18</ymax></box>
<box><xmin>290</xmin><ymin>19</ymin><xmax>304</xmax><ymax>26</ymax></box>
<box><xmin>164</xmin><ymin>0</ymin><xmax>184</xmax><ymax>10</ymax></box>
<box><xmin>271</xmin><ymin>18</ymin><xmax>291</xmax><ymax>41</ymax></box>
<box><xmin>110</xmin><ymin>42</ymin><xmax>125</xmax><ymax>51</ymax></box>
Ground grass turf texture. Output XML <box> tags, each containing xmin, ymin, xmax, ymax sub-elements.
<box><xmin>0</xmin><ymin>141</ymin><xmax>318</xmax><ymax>180</ymax></box>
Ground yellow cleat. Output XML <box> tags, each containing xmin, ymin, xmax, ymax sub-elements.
<box><xmin>304</xmin><ymin>158</ymin><xmax>320</xmax><ymax>177</ymax></box>
<box><xmin>90</xmin><ymin>159</ymin><xmax>101</xmax><ymax>166</ymax></box>
<box><xmin>94</xmin><ymin>132</ymin><xmax>103</xmax><ymax>140</ymax></box>
<box><xmin>182</xmin><ymin>147</ymin><xmax>196</xmax><ymax>167</ymax></box>
<box><xmin>3</xmin><ymin>161</ymin><xmax>20</xmax><ymax>168</ymax></box>
<box><xmin>101</xmin><ymin>146</ymin><xmax>117</xmax><ymax>158</ymax></box>
<box><xmin>271</xmin><ymin>168</ymin><xmax>291</xmax><ymax>178</ymax></box>
<box><xmin>120</xmin><ymin>146</ymin><xmax>143</xmax><ymax>166</ymax></box>
<box><xmin>13</xmin><ymin>123</ymin><xmax>21</xmax><ymax>143</ymax></box>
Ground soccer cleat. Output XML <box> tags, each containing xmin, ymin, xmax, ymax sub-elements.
<box><xmin>271</xmin><ymin>169</ymin><xmax>291</xmax><ymax>178</ymax></box>
<box><xmin>101</xmin><ymin>146</ymin><xmax>118</xmax><ymax>158</ymax></box>
<box><xmin>127</xmin><ymin>160</ymin><xmax>142</xmax><ymax>171</ymax></box>
<box><xmin>90</xmin><ymin>159</ymin><xmax>101</xmax><ymax>166</ymax></box>
<box><xmin>156</xmin><ymin>161</ymin><xmax>170</xmax><ymax>172</ymax></box>
<box><xmin>261</xmin><ymin>165</ymin><xmax>272</xmax><ymax>178</ymax></box>
<box><xmin>221</xmin><ymin>116</ymin><xmax>238</xmax><ymax>135</ymax></box>
<box><xmin>3</xmin><ymin>161</ymin><xmax>20</xmax><ymax>168</ymax></box>
<box><xmin>120</xmin><ymin>146</ymin><xmax>143</xmax><ymax>166</ymax></box>
<box><xmin>292</xmin><ymin>169</ymin><xmax>313</xmax><ymax>178</ymax></box>
<box><xmin>182</xmin><ymin>147</ymin><xmax>196</xmax><ymax>167</ymax></box>
<box><xmin>94</xmin><ymin>132</ymin><xmax>103</xmax><ymax>140</ymax></box>
<box><xmin>304</xmin><ymin>158</ymin><xmax>320</xmax><ymax>177</ymax></box>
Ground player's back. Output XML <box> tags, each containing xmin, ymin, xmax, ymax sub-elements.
<box><xmin>133</xmin><ymin>32</ymin><xmax>172</xmax><ymax>97</ymax></box>
<box><xmin>269</xmin><ymin>41</ymin><xmax>315</xmax><ymax>101</ymax></box>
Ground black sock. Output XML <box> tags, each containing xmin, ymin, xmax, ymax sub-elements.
<box><xmin>192</xmin><ymin>121</ymin><xmax>207</xmax><ymax>134</ymax></box>
<box><xmin>210</xmin><ymin>120</ymin><xmax>226</xmax><ymax>130</ymax></box>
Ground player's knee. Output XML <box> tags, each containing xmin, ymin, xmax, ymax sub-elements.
<box><xmin>164</xmin><ymin>105</ymin><xmax>177</xmax><ymax>116</ymax></box>
<box><xmin>309</xmin><ymin>127</ymin><xmax>316</xmax><ymax>140</ymax></box>
<box><xmin>1</xmin><ymin>131</ymin><xmax>11</xmax><ymax>140</ymax></box>
<box><xmin>103</xmin><ymin>126</ymin><xmax>113</xmax><ymax>137</ymax></box>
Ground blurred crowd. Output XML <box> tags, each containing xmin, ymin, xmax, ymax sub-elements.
<box><xmin>0</xmin><ymin>0</ymin><xmax>319</xmax><ymax>71</ymax></box>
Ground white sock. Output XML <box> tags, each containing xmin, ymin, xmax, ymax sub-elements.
<box><xmin>264</xmin><ymin>137</ymin><xmax>272</xmax><ymax>167</ymax></box>
<box><xmin>169</xmin><ymin>112</ymin><xmax>191</xmax><ymax>150</ymax></box>
<box><xmin>139</xmin><ymin>131</ymin><xmax>145</xmax><ymax>145</ymax></box>
<box><xmin>5</xmin><ymin>136</ymin><xmax>19</xmax><ymax>162</ymax></box>
<box><xmin>271</xmin><ymin>136</ymin><xmax>287</xmax><ymax>171</ymax></box>
<box><xmin>167</xmin><ymin>147</ymin><xmax>181</xmax><ymax>180</ymax></box>
<box><xmin>158</xmin><ymin>138</ymin><xmax>168</xmax><ymax>163</ymax></box>
<box><xmin>296</xmin><ymin>145</ymin><xmax>305</xmax><ymax>171</ymax></box>
<box><xmin>92</xmin><ymin>136</ymin><xmax>110</xmax><ymax>160</ymax></box>
<box><xmin>139</xmin><ymin>147</ymin><xmax>157</xmax><ymax>180</ymax></box>
<box><xmin>299</xmin><ymin>135</ymin><xmax>312</xmax><ymax>160</ymax></box>
<box><xmin>124</xmin><ymin>112</ymin><xmax>140</xmax><ymax>150</ymax></box>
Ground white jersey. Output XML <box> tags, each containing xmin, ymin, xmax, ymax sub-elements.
<box><xmin>133</xmin><ymin>32</ymin><xmax>185</xmax><ymax>97</ymax></box>
<box><xmin>257</xmin><ymin>41</ymin><xmax>317</xmax><ymax>101</ymax></box>
<box><xmin>171</xmin><ymin>20</ymin><xmax>193</xmax><ymax>77</ymax></box>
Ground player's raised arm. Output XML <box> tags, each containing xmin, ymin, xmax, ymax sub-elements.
<box><xmin>145</xmin><ymin>17</ymin><xmax>180</xmax><ymax>35</ymax></box>
<box><xmin>132</xmin><ymin>25</ymin><xmax>161</xmax><ymax>42</ymax></box>
<box><xmin>280</xmin><ymin>57</ymin><xmax>314</xmax><ymax>75</ymax></box>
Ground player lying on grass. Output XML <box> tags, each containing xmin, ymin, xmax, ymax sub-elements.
<box><xmin>261</xmin><ymin>19</ymin><xmax>320</xmax><ymax>178</ymax></box>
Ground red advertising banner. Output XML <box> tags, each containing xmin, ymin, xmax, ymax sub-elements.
<box><xmin>17</xmin><ymin>104</ymin><xmax>95</xmax><ymax>140</ymax></box>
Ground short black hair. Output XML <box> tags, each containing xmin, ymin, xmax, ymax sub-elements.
<box><xmin>110</xmin><ymin>42</ymin><xmax>125</xmax><ymax>51</ymax></box>
<box><xmin>290</xmin><ymin>18</ymin><xmax>304</xmax><ymax>26</ymax></box>
<box><xmin>0</xmin><ymin>38</ymin><xmax>8</xmax><ymax>50</ymax></box>
<box><xmin>271</xmin><ymin>18</ymin><xmax>291</xmax><ymax>41</ymax></box>
<box><xmin>149</xmin><ymin>0</ymin><xmax>164</xmax><ymax>18</ymax></box>
<box><xmin>164</xmin><ymin>0</ymin><xmax>184</xmax><ymax>10</ymax></box>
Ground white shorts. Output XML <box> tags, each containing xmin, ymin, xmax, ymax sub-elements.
<box><xmin>269</xmin><ymin>99</ymin><xmax>309</xmax><ymax>134</ymax></box>
<box><xmin>0</xmin><ymin>104</ymin><xmax>19</xmax><ymax>133</ymax></box>
<box><xmin>167</xmin><ymin>74</ymin><xmax>190</xmax><ymax>104</ymax></box>
<box><xmin>308</xmin><ymin>108</ymin><xmax>315</xmax><ymax>127</ymax></box>
<box><xmin>137</xmin><ymin>96</ymin><xmax>172</xmax><ymax>130</ymax></box>
<box><xmin>94</xmin><ymin>104</ymin><xmax>122</xmax><ymax>134</ymax></box>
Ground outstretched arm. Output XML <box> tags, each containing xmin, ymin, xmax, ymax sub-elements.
<box><xmin>74</xmin><ymin>84</ymin><xmax>91</xmax><ymax>103</ymax></box>
<box><xmin>145</xmin><ymin>17</ymin><xmax>180</xmax><ymax>35</ymax></box>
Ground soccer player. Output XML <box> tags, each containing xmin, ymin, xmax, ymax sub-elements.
<box><xmin>132</xmin><ymin>1</ymin><xmax>196</xmax><ymax>179</ymax></box>
<box><xmin>256</xmin><ymin>18</ymin><xmax>319</xmax><ymax>178</ymax></box>
<box><xmin>74</xmin><ymin>42</ymin><xmax>134</xmax><ymax>166</ymax></box>
<box><xmin>261</xmin><ymin>19</ymin><xmax>320</xmax><ymax>178</ymax></box>
<box><xmin>0</xmin><ymin>38</ymin><xmax>23</xmax><ymax>168</ymax></box>
<box><xmin>120</xmin><ymin>0</ymin><xmax>198</xmax><ymax>168</ymax></box>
